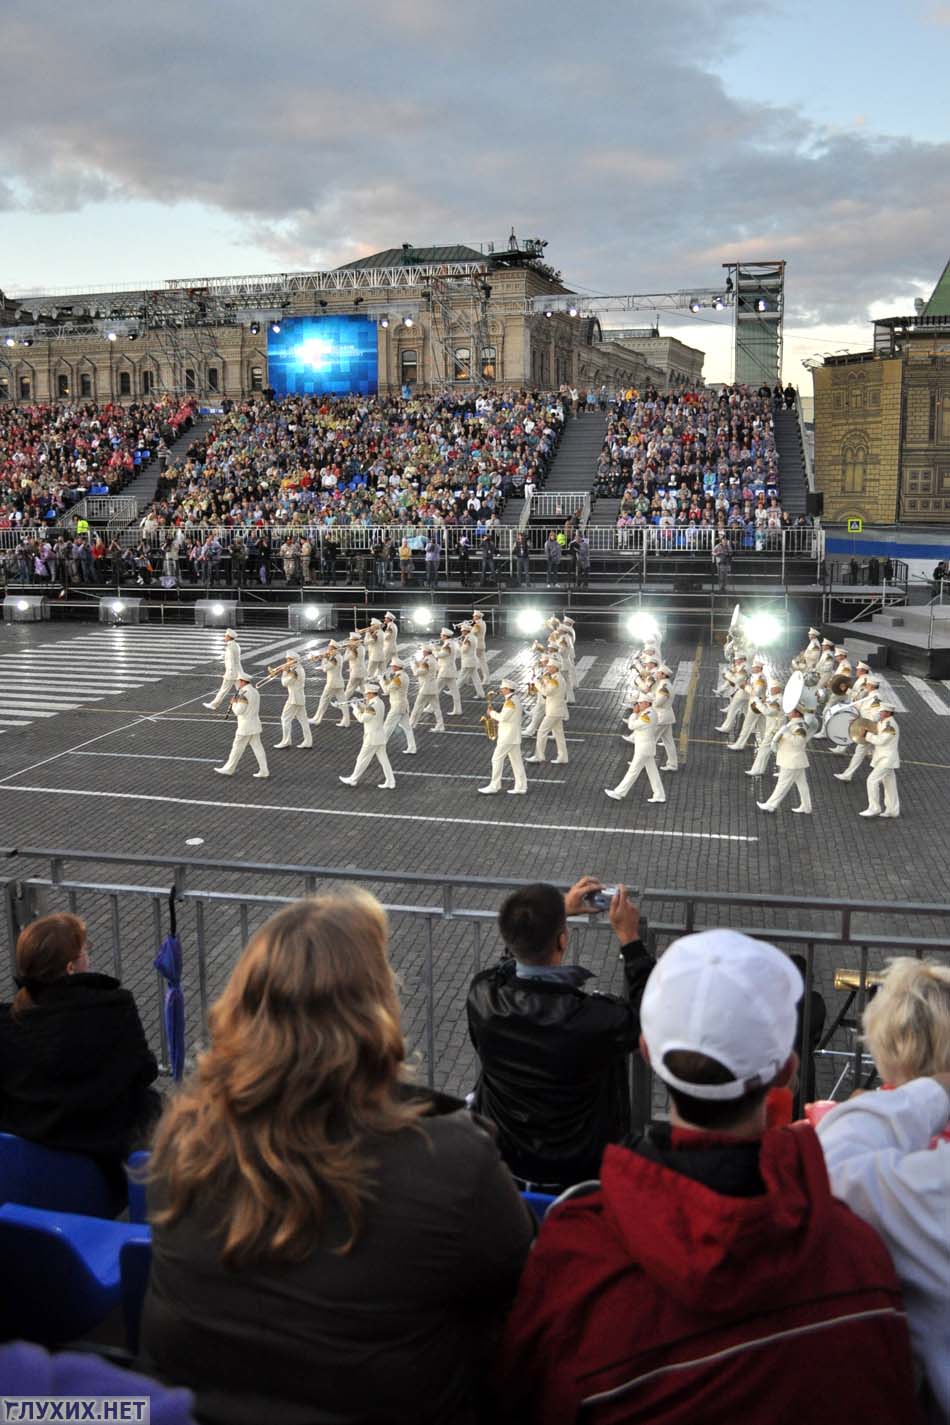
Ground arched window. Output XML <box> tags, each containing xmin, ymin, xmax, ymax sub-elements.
<box><xmin>842</xmin><ymin>444</ymin><xmax>867</xmax><ymax>494</ymax></box>
<box><xmin>118</xmin><ymin>370</ymin><xmax>132</xmax><ymax>396</ymax></box>
<box><xmin>207</xmin><ymin>366</ymin><xmax>219</xmax><ymax>392</ymax></box>
<box><xmin>80</xmin><ymin>373</ymin><xmax>93</xmax><ymax>397</ymax></box>
<box><xmin>250</xmin><ymin>366</ymin><xmax>264</xmax><ymax>390</ymax></box>
<box><xmin>400</xmin><ymin>349</ymin><xmax>417</xmax><ymax>386</ymax></box>
<box><xmin>57</xmin><ymin>374</ymin><xmax>70</xmax><ymax>398</ymax></box>
<box><xmin>480</xmin><ymin>345</ymin><xmax>496</xmax><ymax>381</ymax></box>
<box><xmin>141</xmin><ymin>370</ymin><xmax>152</xmax><ymax>395</ymax></box>
<box><xmin>453</xmin><ymin>347</ymin><xmax>471</xmax><ymax>381</ymax></box>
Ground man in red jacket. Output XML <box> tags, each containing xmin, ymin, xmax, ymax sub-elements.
<box><xmin>497</xmin><ymin>929</ymin><xmax>921</xmax><ymax>1425</ymax></box>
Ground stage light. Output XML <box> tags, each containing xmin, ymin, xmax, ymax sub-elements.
<box><xmin>250</xmin><ymin>321</ymin><xmax>260</xmax><ymax>334</ymax></box>
<box><xmin>127</xmin><ymin>331</ymin><xmax>138</xmax><ymax>341</ymax></box>
<box><xmin>212</xmin><ymin>602</ymin><xmax>225</xmax><ymax>617</ymax></box>
<box><xmin>568</xmin><ymin>305</ymin><xmax>579</xmax><ymax>317</ymax></box>
<box><xmin>714</xmin><ymin>298</ymin><xmax>725</xmax><ymax>311</ymax></box>
<box><xmin>271</xmin><ymin>322</ymin><xmax>281</xmax><ymax>334</ymax></box>
<box><xmin>21</xmin><ymin>339</ymin><xmax>33</xmax><ymax>347</ymax></box>
<box><xmin>744</xmin><ymin>611</ymin><xmax>783</xmax><ymax>646</ymax></box>
<box><xmin>112</xmin><ymin>600</ymin><xmax>125</xmax><ymax>614</ymax></box>
<box><xmin>106</xmin><ymin>331</ymin><xmax>117</xmax><ymax>341</ymax></box>
<box><xmin>304</xmin><ymin>604</ymin><xmax>320</xmax><ymax>621</ymax></box>
<box><xmin>515</xmin><ymin>607</ymin><xmax>546</xmax><ymax>636</ymax></box>
<box><xmin>543</xmin><ymin>309</ymin><xmax>553</xmax><ymax>319</ymax></box>
<box><xmin>16</xmin><ymin>599</ymin><xmax>29</xmax><ymax>613</ymax></box>
<box><xmin>626</xmin><ymin>612</ymin><xmax>660</xmax><ymax>642</ymax></box>
<box><xmin>380</xmin><ymin>316</ymin><xmax>390</xmax><ymax>328</ymax></box>
<box><xmin>690</xmin><ymin>301</ymin><xmax>701</xmax><ymax>313</ymax></box>
<box><xmin>402</xmin><ymin>316</ymin><xmax>414</xmax><ymax>328</ymax></box>
<box><xmin>3</xmin><ymin>338</ymin><xmax>14</xmax><ymax>348</ymax></box>
<box><xmin>757</xmin><ymin>299</ymin><xmax>767</xmax><ymax>312</ymax></box>
<box><xmin>411</xmin><ymin>607</ymin><xmax>434</xmax><ymax>629</ymax></box>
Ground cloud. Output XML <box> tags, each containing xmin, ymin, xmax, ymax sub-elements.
<box><xmin>926</xmin><ymin>4</ymin><xmax>950</xmax><ymax>23</ymax></box>
<box><xmin>0</xmin><ymin>0</ymin><xmax>948</xmax><ymax>336</ymax></box>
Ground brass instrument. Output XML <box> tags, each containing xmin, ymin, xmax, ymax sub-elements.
<box><xmin>848</xmin><ymin>716</ymin><xmax>877</xmax><ymax>743</ymax></box>
<box><xmin>834</xmin><ymin>968</ymin><xmax>886</xmax><ymax>993</ymax></box>
<box><xmin>480</xmin><ymin>690</ymin><xmax>498</xmax><ymax>741</ymax></box>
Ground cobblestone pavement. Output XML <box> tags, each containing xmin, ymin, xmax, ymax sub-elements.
<box><xmin>2</xmin><ymin>621</ymin><xmax>949</xmax><ymax>1100</ymax></box>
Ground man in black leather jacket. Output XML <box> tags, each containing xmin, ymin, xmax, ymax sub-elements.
<box><xmin>466</xmin><ymin>877</ymin><xmax>654</xmax><ymax>1193</ymax></box>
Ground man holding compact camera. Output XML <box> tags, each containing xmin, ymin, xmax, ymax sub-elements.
<box><xmin>466</xmin><ymin>876</ymin><xmax>653</xmax><ymax>1194</ymax></box>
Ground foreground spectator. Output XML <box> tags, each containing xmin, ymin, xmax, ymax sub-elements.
<box><xmin>818</xmin><ymin>958</ymin><xmax>950</xmax><ymax>1423</ymax></box>
<box><xmin>467</xmin><ymin>878</ymin><xmax>653</xmax><ymax>1192</ymax></box>
<box><xmin>497</xmin><ymin>930</ymin><xmax>920</xmax><ymax>1425</ymax></box>
<box><xmin>0</xmin><ymin>912</ymin><xmax>159</xmax><ymax>1199</ymax></box>
<box><xmin>0</xmin><ymin>1342</ymin><xmax>195</xmax><ymax>1424</ymax></box>
<box><xmin>142</xmin><ymin>892</ymin><xmax>533</xmax><ymax>1425</ymax></box>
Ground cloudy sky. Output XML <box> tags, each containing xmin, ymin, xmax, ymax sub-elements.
<box><xmin>2</xmin><ymin>0</ymin><xmax>949</xmax><ymax>386</ymax></box>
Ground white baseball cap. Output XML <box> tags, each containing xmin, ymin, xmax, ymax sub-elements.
<box><xmin>641</xmin><ymin>930</ymin><xmax>803</xmax><ymax>1101</ymax></box>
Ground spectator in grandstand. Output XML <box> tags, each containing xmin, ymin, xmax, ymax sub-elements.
<box><xmin>544</xmin><ymin>531</ymin><xmax>561</xmax><ymax>588</ymax></box>
<box><xmin>0</xmin><ymin>912</ymin><xmax>159</xmax><ymax>1199</ymax></box>
<box><xmin>713</xmin><ymin>531</ymin><xmax>731</xmax><ymax>589</ymax></box>
<box><xmin>818</xmin><ymin>958</ymin><xmax>950</xmax><ymax>1423</ymax></box>
<box><xmin>497</xmin><ymin>930</ymin><xmax>922</xmax><ymax>1425</ymax></box>
<box><xmin>142</xmin><ymin>892</ymin><xmax>533</xmax><ymax>1425</ymax></box>
<box><xmin>784</xmin><ymin>382</ymin><xmax>797</xmax><ymax>409</ymax></box>
<box><xmin>466</xmin><ymin>879</ymin><xmax>653</xmax><ymax>1193</ymax></box>
<box><xmin>424</xmin><ymin>533</ymin><xmax>441</xmax><ymax>588</ymax></box>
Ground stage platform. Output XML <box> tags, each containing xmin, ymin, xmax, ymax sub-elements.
<box><xmin>823</xmin><ymin>607</ymin><xmax>950</xmax><ymax>679</ymax></box>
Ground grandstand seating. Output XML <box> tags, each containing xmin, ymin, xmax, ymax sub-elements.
<box><xmin>120</xmin><ymin>1236</ymin><xmax>152</xmax><ymax>1355</ymax></box>
<box><xmin>0</xmin><ymin>1131</ymin><xmax>119</xmax><ymax>1218</ymax></box>
<box><xmin>0</xmin><ymin>1203</ymin><xmax>150</xmax><ymax>1346</ymax></box>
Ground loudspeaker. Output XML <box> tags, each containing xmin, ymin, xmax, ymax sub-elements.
<box><xmin>806</xmin><ymin>491</ymin><xmax>824</xmax><ymax>516</ymax></box>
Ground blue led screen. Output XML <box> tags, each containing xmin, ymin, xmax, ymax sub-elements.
<box><xmin>267</xmin><ymin>315</ymin><xmax>378</xmax><ymax>396</ymax></box>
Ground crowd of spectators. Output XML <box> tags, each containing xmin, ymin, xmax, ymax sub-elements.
<box><xmin>143</xmin><ymin>388</ymin><xmax>564</xmax><ymax>536</ymax></box>
<box><xmin>2</xmin><ymin>886</ymin><xmax>948</xmax><ymax>1423</ymax></box>
<box><xmin>0</xmin><ymin>397</ymin><xmax>197</xmax><ymax>528</ymax></box>
<box><xmin>596</xmin><ymin>384</ymin><xmax>807</xmax><ymax>546</ymax></box>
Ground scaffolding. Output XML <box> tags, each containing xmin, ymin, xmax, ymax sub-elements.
<box><xmin>723</xmin><ymin>260</ymin><xmax>785</xmax><ymax>385</ymax></box>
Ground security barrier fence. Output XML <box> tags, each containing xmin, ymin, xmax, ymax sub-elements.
<box><xmin>4</xmin><ymin>848</ymin><xmax>949</xmax><ymax>1119</ymax></box>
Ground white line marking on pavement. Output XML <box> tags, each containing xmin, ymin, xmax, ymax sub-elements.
<box><xmin>872</xmin><ymin>675</ymin><xmax>907</xmax><ymax>713</ymax></box>
<box><xmin>0</xmin><ymin>719</ymin><xmax>29</xmax><ymax>727</ymax></box>
<box><xmin>574</xmin><ymin>655</ymin><xmax>597</xmax><ymax>685</ymax></box>
<box><xmin>72</xmin><ymin>751</ymin><xmax>219</xmax><ymax>763</ymax></box>
<box><xmin>672</xmin><ymin>661</ymin><xmax>694</xmax><ymax>696</ymax></box>
<box><xmin>905</xmin><ymin>676</ymin><xmax>950</xmax><ymax>714</ymax></box>
<box><xmin>0</xmin><ymin>707</ymin><xmax>65</xmax><ymax>718</ymax></box>
<box><xmin>0</xmin><ymin>784</ymin><xmax>759</xmax><ymax>841</ymax></box>
<box><xmin>599</xmin><ymin>658</ymin><xmax>629</xmax><ymax>689</ymax></box>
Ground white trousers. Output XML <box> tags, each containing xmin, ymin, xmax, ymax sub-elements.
<box><xmin>523</xmin><ymin>698</ymin><xmax>545</xmax><ymax>737</ymax></box>
<box><xmin>612</xmin><ymin>750</ymin><xmax>665</xmax><ymax>801</ymax></box>
<box><xmin>208</xmin><ymin>673</ymin><xmax>240</xmax><ymax>709</ymax></box>
<box><xmin>762</xmin><ymin>768</ymin><xmax>811</xmax><ymax>812</ymax></box>
<box><xmin>731</xmin><ymin>711</ymin><xmax>763</xmax><ymax>749</ymax></box>
<box><xmin>535</xmin><ymin>715</ymin><xmax>567</xmax><ymax>762</ymax></box>
<box><xmin>749</xmin><ymin>738</ymin><xmax>776</xmax><ymax>776</ymax></box>
<box><xmin>366</xmin><ymin>657</ymin><xmax>386</xmax><ymax>682</ymax></box>
<box><xmin>658</xmin><ymin>725</ymin><xmax>678</xmax><ymax>769</ymax></box>
<box><xmin>349</xmin><ymin>743</ymin><xmax>394</xmax><ymax>787</ymax></box>
<box><xmin>486</xmin><ymin>743</ymin><xmax>527</xmax><ymax>791</ymax></box>
<box><xmin>476</xmin><ymin>651</ymin><xmax>489</xmax><ymax>682</ymax></box>
<box><xmin>457</xmin><ymin>666</ymin><xmax>484</xmax><ymax>698</ymax></box>
<box><xmin>437</xmin><ymin>674</ymin><xmax>462</xmax><ymax>715</ymax></box>
<box><xmin>280</xmin><ymin>705</ymin><xmax>312</xmax><ymax>747</ymax></box>
<box><xmin>384</xmin><ymin>707</ymin><xmax>416</xmax><ymax>752</ymax></box>
<box><xmin>866</xmin><ymin>767</ymin><xmax>899</xmax><ymax>815</ymax></box>
<box><xmin>841</xmin><ymin>741</ymin><xmax>870</xmax><ymax>778</ymax></box>
<box><xmin>410</xmin><ymin>691</ymin><xmax>445</xmax><ymax>730</ymax></box>
<box><xmin>719</xmin><ymin>690</ymin><xmax>745</xmax><ymax>732</ymax></box>
<box><xmin>310</xmin><ymin>683</ymin><xmax>348</xmax><ymax>726</ymax></box>
<box><xmin>344</xmin><ymin>673</ymin><xmax>363</xmax><ymax>699</ymax></box>
<box><xmin>221</xmin><ymin>732</ymin><xmax>268</xmax><ymax>775</ymax></box>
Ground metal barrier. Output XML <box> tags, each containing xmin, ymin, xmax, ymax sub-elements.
<box><xmin>4</xmin><ymin>848</ymin><xmax>949</xmax><ymax>1116</ymax></box>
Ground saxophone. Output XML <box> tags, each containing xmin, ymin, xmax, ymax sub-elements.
<box><xmin>480</xmin><ymin>690</ymin><xmax>498</xmax><ymax>741</ymax></box>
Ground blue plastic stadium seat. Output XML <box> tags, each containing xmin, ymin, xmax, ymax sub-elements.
<box><xmin>521</xmin><ymin>1191</ymin><xmax>556</xmax><ymax>1223</ymax></box>
<box><xmin>125</xmin><ymin>1150</ymin><xmax>150</xmax><ymax>1225</ymax></box>
<box><xmin>0</xmin><ymin>1131</ymin><xmax>117</xmax><ymax>1218</ymax></box>
<box><xmin>0</xmin><ymin>1203</ymin><xmax>151</xmax><ymax>1346</ymax></box>
<box><xmin>120</xmin><ymin>1236</ymin><xmax>153</xmax><ymax>1355</ymax></box>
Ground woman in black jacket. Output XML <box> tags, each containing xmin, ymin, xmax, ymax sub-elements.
<box><xmin>0</xmin><ymin>912</ymin><xmax>159</xmax><ymax>1178</ymax></box>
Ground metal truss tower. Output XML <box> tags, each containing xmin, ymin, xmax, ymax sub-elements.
<box><xmin>722</xmin><ymin>261</ymin><xmax>785</xmax><ymax>385</ymax></box>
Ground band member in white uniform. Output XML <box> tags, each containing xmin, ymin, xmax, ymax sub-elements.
<box><xmin>860</xmin><ymin>706</ymin><xmax>900</xmax><ymax>818</ymax></box>
<box><xmin>436</xmin><ymin>628</ymin><xmax>462</xmax><ymax>715</ymax></box>
<box><xmin>215</xmin><ymin>676</ymin><xmax>269</xmax><ymax>778</ymax></box>
<box><xmin>526</xmin><ymin>665</ymin><xmax>569</xmax><ymax>765</ymax></box>
<box><xmin>308</xmin><ymin>641</ymin><xmax>349</xmax><ymax>727</ymax></box>
<box><xmin>550</xmin><ymin>633</ymin><xmax>576</xmax><ymax>703</ymax></box>
<box><xmin>471</xmin><ymin>610</ymin><xmax>490</xmax><ymax>683</ymax></box>
<box><xmin>343</xmin><ymin>633</ymin><xmax>366</xmax><ymax>703</ymax></box>
<box><xmin>339</xmin><ymin>684</ymin><xmax>395</xmax><ymax>790</ymax></box>
<box><xmin>815</xmin><ymin>639</ymin><xmax>836</xmax><ymax>681</ymax></box>
<box><xmin>605</xmin><ymin>697</ymin><xmax>666</xmax><ymax>804</ymax></box>
<box><xmin>382</xmin><ymin>612</ymin><xmax>399</xmax><ymax>665</ymax></box>
<box><xmin>522</xmin><ymin>646</ymin><xmax>549</xmax><ymax>739</ymax></box>
<box><xmin>203</xmin><ymin>628</ymin><xmax>245</xmax><ymax>710</ymax></box>
<box><xmin>728</xmin><ymin>668</ymin><xmax>768</xmax><ymax>751</ymax></box>
<box><xmin>745</xmin><ymin>693</ymin><xmax>785</xmax><ymax>777</ymax></box>
<box><xmin>457</xmin><ymin>626</ymin><xmax>485</xmax><ymax>698</ymax></box>
<box><xmin>364</xmin><ymin>619</ymin><xmax>386</xmax><ymax>681</ymax></box>
<box><xmin>478</xmin><ymin>678</ymin><xmax>527</xmax><ymax>795</ymax></box>
<box><xmin>833</xmin><ymin>683</ymin><xmax>880</xmax><ymax>783</ymax></box>
<box><xmin>756</xmin><ymin>708</ymin><xmax>811</xmax><ymax>814</ymax></box>
<box><xmin>382</xmin><ymin>659</ymin><xmax>416</xmax><ymax>754</ymax></box>
<box><xmin>801</xmin><ymin>627</ymin><xmax>822</xmax><ymax>669</ymax></box>
<box><xmin>653</xmin><ymin>682</ymin><xmax>678</xmax><ymax>771</ymax></box>
<box><xmin>275</xmin><ymin>653</ymin><xmax>312</xmax><ymax>749</ymax></box>
<box><xmin>410</xmin><ymin>647</ymin><xmax>445</xmax><ymax>731</ymax></box>
<box><xmin>716</xmin><ymin>668</ymin><xmax>750</xmax><ymax>735</ymax></box>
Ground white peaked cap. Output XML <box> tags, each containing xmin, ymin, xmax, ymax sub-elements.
<box><xmin>499</xmin><ymin>678</ymin><xmax>515</xmax><ymax>690</ymax></box>
<box><xmin>364</xmin><ymin>683</ymin><xmax>380</xmax><ymax>694</ymax></box>
<box><xmin>440</xmin><ymin>627</ymin><xmax>453</xmax><ymax>636</ymax></box>
<box><xmin>285</xmin><ymin>651</ymin><xmax>298</xmax><ymax>661</ymax></box>
<box><xmin>224</xmin><ymin>628</ymin><xmax>236</xmax><ymax>638</ymax></box>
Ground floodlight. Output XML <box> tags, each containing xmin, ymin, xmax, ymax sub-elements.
<box><xmin>543</xmin><ymin>309</ymin><xmax>554</xmax><ymax>319</ymax></box>
<box><xmin>568</xmin><ymin>305</ymin><xmax>578</xmax><ymax>317</ymax></box>
<box><xmin>250</xmin><ymin>321</ymin><xmax>260</xmax><ymax>334</ymax></box>
<box><xmin>304</xmin><ymin>604</ymin><xmax>320</xmax><ymax>621</ymax></box>
<box><xmin>744</xmin><ymin>611</ymin><xmax>783</xmax><ymax>646</ymax></box>
<box><xmin>402</xmin><ymin>316</ymin><xmax>414</xmax><ymax>328</ymax></box>
<box><xmin>411</xmin><ymin>607</ymin><xmax>434</xmax><ymax>629</ymax></box>
<box><xmin>714</xmin><ymin>298</ymin><xmax>725</xmax><ymax>311</ymax></box>
<box><xmin>626</xmin><ymin>612</ymin><xmax>660</xmax><ymax>642</ymax></box>
<box><xmin>271</xmin><ymin>322</ymin><xmax>281</xmax><ymax>334</ymax></box>
<box><xmin>515</xmin><ymin>607</ymin><xmax>546</xmax><ymax>635</ymax></box>
<box><xmin>21</xmin><ymin>338</ymin><xmax>33</xmax><ymax>347</ymax></box>
<box><xmin>690</xmin><ymin>300</ymin><xmax>701</xmax><ymax>313</ymax></box>
<box><xmin>380</xmin><ymin>316</ymin><xmax>390</xmax><ymax>328</ymax></box>
<box><xmin>3</xmin><ymin>338</ymin><xmax>14</xmax><ymax>348</ymax></box>
<box><xmin>212</xmin><ymin>602</ymin><xmax>225</xmax><ymax>617</ymax></box>
<box><xmin>107</xmin><ymin>331</ymin><xmax>117</xmax><ymax>341</ymax></box>
<box><xmin>112</xmin><ymin>600</ymin><xmax>125</xmax><ymax>614</ymax></box>
<box><xmin>127</xmin><ymin>332</ymin><xmax>138</xmax><ymax>341</ymax></box>
<box><xmin>756</xmin><ymin>299</ymin><xmax>767</xmax><ymax>312</ymax></box>
<box><xmin>16</xmin><ymin>599</ymin><xmax>29</xmax><ymax>613</ymax></box>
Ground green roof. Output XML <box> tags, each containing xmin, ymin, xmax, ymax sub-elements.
<box><xmin>335</xmin><ymin>245</ymin><xmax>486</xmax><ymax>271</ymax></box>
<box><xmin>922</xmin><ymin>258</ymin><xmax>950</xmax><ymax>317</ymax></box>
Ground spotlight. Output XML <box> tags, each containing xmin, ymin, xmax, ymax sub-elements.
<box><xmin>127</xmin><ymin>332</ymin><xmax>138</xmax><ymax>341</ymax></box>
<box><xmin>16</xmin><ymin>599</ymin><xmax>29</xmax><ymax>613</ymax></box>
<box><xmin>515</xmin><ymin>607</ymin><xmax>546</xmax><ymax>636</ymax></box>
<box><xmin>568</xmin><ymin>305</ymin><xmax>579</xmax><ymax>317</ymax></box>
<box><xmin>212</xmin><ymin>602</ymin><xmax>225</xmax><ymax>617</ymax></box>
<box><xmin>107</xmin><ymin>331</ymin><xmax>117</xmax><ymax>341</ymax></box>
<box><xmin>112</xmin><ymin>599</ymin><xmax>125</xmax><ymax>614</ymax></box>
<box><xmin>626</xmin><ymin>612</ymin><xmax>660</xmax><ymax>642</ymax></box>
<box><xmin>411</xmin><ymin>607</ymin><xmax>433</xmax><ymax>629</ymax></box>
<box><xmin>756</xmin><ymin>299</ymin><xmax>767</xmax><ymax>312</ymax></box>
<box><xmin>380</xmin><ymin>316</ymin><xmax>390</xmax><ymax>328</ymax></box>
<box><xmin>743</xmin><ymin>611</ymin><xmax>783</xmax><ymax>646</ymax></box>
<box><xmin>543</xmin><ymin>309</ymin><xmax>553</xmax><ymax>319</ymax></box>
<box><xmin>3</xmin><ymin>338</ymin><xmax>14</xmax><ymax>348</ymax></box>
<box><xmin>402</xmin><ymin>316</ymin><xmax>414</xmax><ymax>328</ymax></box>
<box><xmin>714</xmin><ymin>298</ymin><xmax>725</xmax><ymax>311</ymax></box>
<box><xmin>304</xmin><ymin>604</ymin><xmax>320</xmax><ymax>621</ymax></box>
<box><xmin>271</xmin><ymin>322</ymin><xmax>281</xmax><ymax>334</ymax></box>
<box><xmin>21</xmin><ymin>338</ymin><xmax>33</xmax><ymax>347</ymax></box>
<box><xmin>689</xmin><ymin>301</ymin><xmax>701</xmax><ymax>314</ymax></box>
<box><xmin>250</xmin><ymin>321</ymin><xmax>260</xmax><ymax>334</ymax></box>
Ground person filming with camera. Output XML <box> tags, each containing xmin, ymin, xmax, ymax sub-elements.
<box><xmin>466</xmin><ymin>876</ymin><xmax>653</xmax><ymax>1195</ymax></box>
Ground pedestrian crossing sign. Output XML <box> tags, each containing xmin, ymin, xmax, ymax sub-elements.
<box><xmin>847</xmin><ymin>517</ymin><xmax>863</xmax><ymax>533</ymax></box>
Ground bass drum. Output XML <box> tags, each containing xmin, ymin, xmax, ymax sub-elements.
<box><xmin>822</xmin><ymin>701</ymin><xmax>858</xmax><ymax>746</ymax></box>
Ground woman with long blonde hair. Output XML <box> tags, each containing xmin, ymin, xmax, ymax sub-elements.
<box><xmin>141</xmin><ymin>891</ymin><xmax>532</xmax><ymax>1425</ymax></box>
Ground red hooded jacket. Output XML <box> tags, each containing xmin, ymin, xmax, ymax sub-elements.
<box><xmin>497</xmin><ymin>1123</ymin><xmax>921</xmax><ymax>1425</ymax></box>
